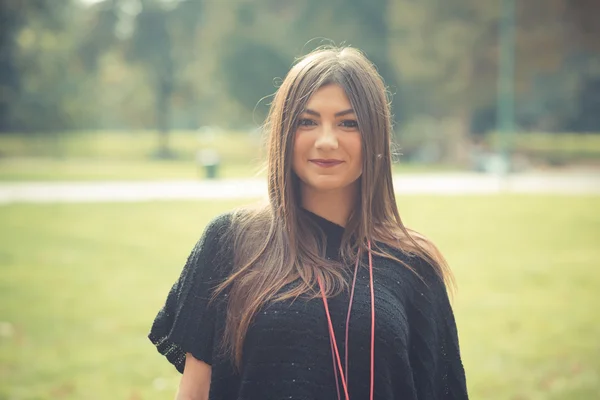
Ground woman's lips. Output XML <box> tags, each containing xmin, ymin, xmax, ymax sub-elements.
<box><xmin>309</xmin><ymin>159</ymin><xmax>343</xmax><ymax>168</ymax></box>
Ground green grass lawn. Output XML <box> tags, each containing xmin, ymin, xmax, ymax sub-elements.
<box><xmin>1</xmin><ymin>196</ymin><xmax>599</xmax><ymax>399</ymax></box>
<box><xmin>0</xmin><ymin>158</ymin><xmax>267</xmax><ymax>181</ymax></box>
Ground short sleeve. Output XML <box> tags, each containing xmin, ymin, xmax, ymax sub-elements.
<box><xmin>408</xmin><ymin>258</ymin><xmax>469</xmax><ymax>399</ymax></box>
<box><xmin>148</xmin><ymin>212</ymin><xmax>233</xmax><ymax>373</ymax></box>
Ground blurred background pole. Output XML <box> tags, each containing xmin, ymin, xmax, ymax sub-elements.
<box><xmin>497</xmin><ymin>0</ymin><xmax>516</xmax><ymax>178</ymax></box>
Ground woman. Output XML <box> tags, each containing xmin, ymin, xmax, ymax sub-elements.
<box><xmin>149</xmin><ymin>46</ymin><xmax>468</xmax><ymax>400</ymax></box>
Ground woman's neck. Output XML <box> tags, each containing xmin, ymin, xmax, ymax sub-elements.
<box><xmin>300</xmin><ymin>184</ymin><xmax>358</xmax><ymax>227</ymax></box>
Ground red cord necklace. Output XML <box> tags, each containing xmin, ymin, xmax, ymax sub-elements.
<box><xmin>317</xmin><ymin>240</ymin><xmax>375</xmax><ymax>400</ymax></box>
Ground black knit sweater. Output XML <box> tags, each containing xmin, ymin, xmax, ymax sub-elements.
<box><xmin>149</xmin><ymin>210</ymin><xmax>468</xmax><ymax>399</ymax></box>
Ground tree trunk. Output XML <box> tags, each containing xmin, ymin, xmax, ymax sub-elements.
<box><xmin>443</xmin><ymin>107</ymin><xmax>472</xmax><ymax>166</ymax></box>
<box><xmin>155</xmin><ymin>74</ymin><xmax>173</xmax><ymax>158</ymax></box>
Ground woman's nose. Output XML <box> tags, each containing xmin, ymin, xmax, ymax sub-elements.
<box><xmin>315</xmin><ymin>124</ymin><xmax>338</xmax><ymax>150</ymax></box>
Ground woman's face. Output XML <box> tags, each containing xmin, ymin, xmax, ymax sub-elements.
<box><xmin>292</xmin><ymin>84</ymin><xmax>363</xmax><ymax>195</ymax></box>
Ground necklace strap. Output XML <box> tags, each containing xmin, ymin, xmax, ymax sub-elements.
<box><xmin>317</xmin><ymin>241</ymin><xmax>375</xmax><ymax>400</ymax></box>
<box><xmin>368</xmin><ymin>241</ymin><xmax>375</xmax><ymax>400</ymax></box>
<box><xmin>345</xmin><ymin>256</ymin><xmax>360</xmax><ymax>385</ymax></box>
<box><xmin>318</xmin><ymin>278</ymin><xmax>349</xmax><ymax>399</ymax></box>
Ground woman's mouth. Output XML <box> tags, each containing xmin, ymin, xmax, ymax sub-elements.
<box><xmin>309</xmin><ymin>159</ymin><xmax>343</xmax><ymax>168</ymax></box>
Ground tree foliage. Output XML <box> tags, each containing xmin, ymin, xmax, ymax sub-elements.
<box><xmin>2</xmin><ymin>0</ymin><xmax>599</xmax><ymax>148</ymax></box>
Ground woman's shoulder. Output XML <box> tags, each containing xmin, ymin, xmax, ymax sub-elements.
<box><xmin>198</xmin><ymin>206</ymin><xmax>270</xmax><ymax>253</ymax></box>
<box><xmin>199</xmin><ymin>208</ymin><xmax>250</xmax><ymax>244</ymax></box>
<box><xmin>189</xmin><ymin>211</ymin><xmax>237</xmax><ymax>262</ymax></box>
<box><xmin>203</xmin><ymin>210</ymin><xmax>235</xmax><ymax>234</ymax></box>
<box><xmin>377</xmin><ymin>243</ymin><xmax>435</xmax><ymax>279</ymax></box>
<box><xmin>376</xmin><ymin>230</ymin><xmax>450</xmax><ymax>293</ymax></box>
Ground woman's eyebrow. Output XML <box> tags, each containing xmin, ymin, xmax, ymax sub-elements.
<box><xmin>302</xmin><ymin>108</ymin><xmax>355</xmax><ymax>117</ymax></box>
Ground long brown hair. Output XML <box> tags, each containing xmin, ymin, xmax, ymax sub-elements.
<box><xmin>214</xmin><ymin>46</ymin><xmax>454</xmax><ymax>369</ymax></box>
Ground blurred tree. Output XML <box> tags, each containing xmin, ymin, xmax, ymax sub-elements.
<box><xmin>0</xmin><ymin>1</ymin><xmax>24</xmax><ymax>131</ymax></box>
<box><xmin>213</xmin><ymin>0</ymin><xmax>403</xmax><ymax>127</ymax></box>
<box><xmin>387</xmin><ymin>0</ymin><xmax>600</xmax><ymax>163</ymax></box>
<box><xmin>0</xmin><ymin>0</ymin><xmax>84</xmax><ymax>132</ymax></box>
<box><xmin>2</xmin><ymin>0</ymin><xmax>598</xmax><ymax>139</ymax></box>
<box><xmin>220</xmin><ymin>37</ymin><xmax>289</xmax><ymax>122</ymax></box>
<box><xmin>79</xmin><ymin>0</ymin><xmax>206</xmax><ymax>156</ymax></box>
<box><xmin>77</xmin><ymin>0</ymin><xmax>119</xmax><ymax>72</ymax></box>
<box><xmin>387</xmin><ymin>0</ymin><xmax>497</xmax><ymax>162</ymax></box>
<box><xmin>127</xmin><ymin>0</ymin><xmax>176</xmax><ymax>157</ymax></box>
<box><xmin>566</xmin><ymin>0</ymin><xmax>600</xmax><ymax>53</ymax></box>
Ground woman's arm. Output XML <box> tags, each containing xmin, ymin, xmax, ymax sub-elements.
<box><xmin>408</xmin><ymin>257</ymin><xmax>468</xmax><ymax>399</ymax></box>
<box><xmin>175</xmin><ymin>353</ymin><xmax>212</xmax><ymax>400</ymax></box>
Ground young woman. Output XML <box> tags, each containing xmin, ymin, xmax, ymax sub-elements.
<box><xmin>149</xmin><ymin>46</ymin><xmax>468</xmax><ymax>400</ymax></box>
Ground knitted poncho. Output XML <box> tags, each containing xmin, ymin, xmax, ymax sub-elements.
<box><xmin>149</xmin><ymin>210</ymin><xmax>468</xmax><ymax>399</ymax></box>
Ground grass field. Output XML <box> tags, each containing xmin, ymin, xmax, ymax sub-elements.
<box><xmin>1</xmin><ymin>196</ymin><xmax>599</xmax><ymax>399</ymax></box>
<box><xmin>0</xmin><ymin>158</ymin><xmax>266</xmax><ymax>181</ymax></box>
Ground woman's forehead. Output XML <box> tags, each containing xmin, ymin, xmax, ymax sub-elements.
<box><xmin>304</xmin><ymin>84</ymin><xmax>353</xmax><ymax>111</ymax></box>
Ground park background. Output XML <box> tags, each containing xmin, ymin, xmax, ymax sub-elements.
<box><xmin>0</xmin><ymin>0</ymin><xmax>599</xmax><ymax>399</ymax></box>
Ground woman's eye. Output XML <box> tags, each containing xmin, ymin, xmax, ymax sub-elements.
<box><xmin>297</xmin><ymin>118</ymin><xmax>316</xmax><ymax>127</ymax></box>
<box><xmin>340</xmin><ymin>120</ymin><xmax>358</xmax><ymax>128</ymax></box>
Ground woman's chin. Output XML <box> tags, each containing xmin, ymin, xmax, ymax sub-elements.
<box><xmin>302</xmin><ymin>176</ymin><xmax>356</xmax><ymax>192</ymax></box>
